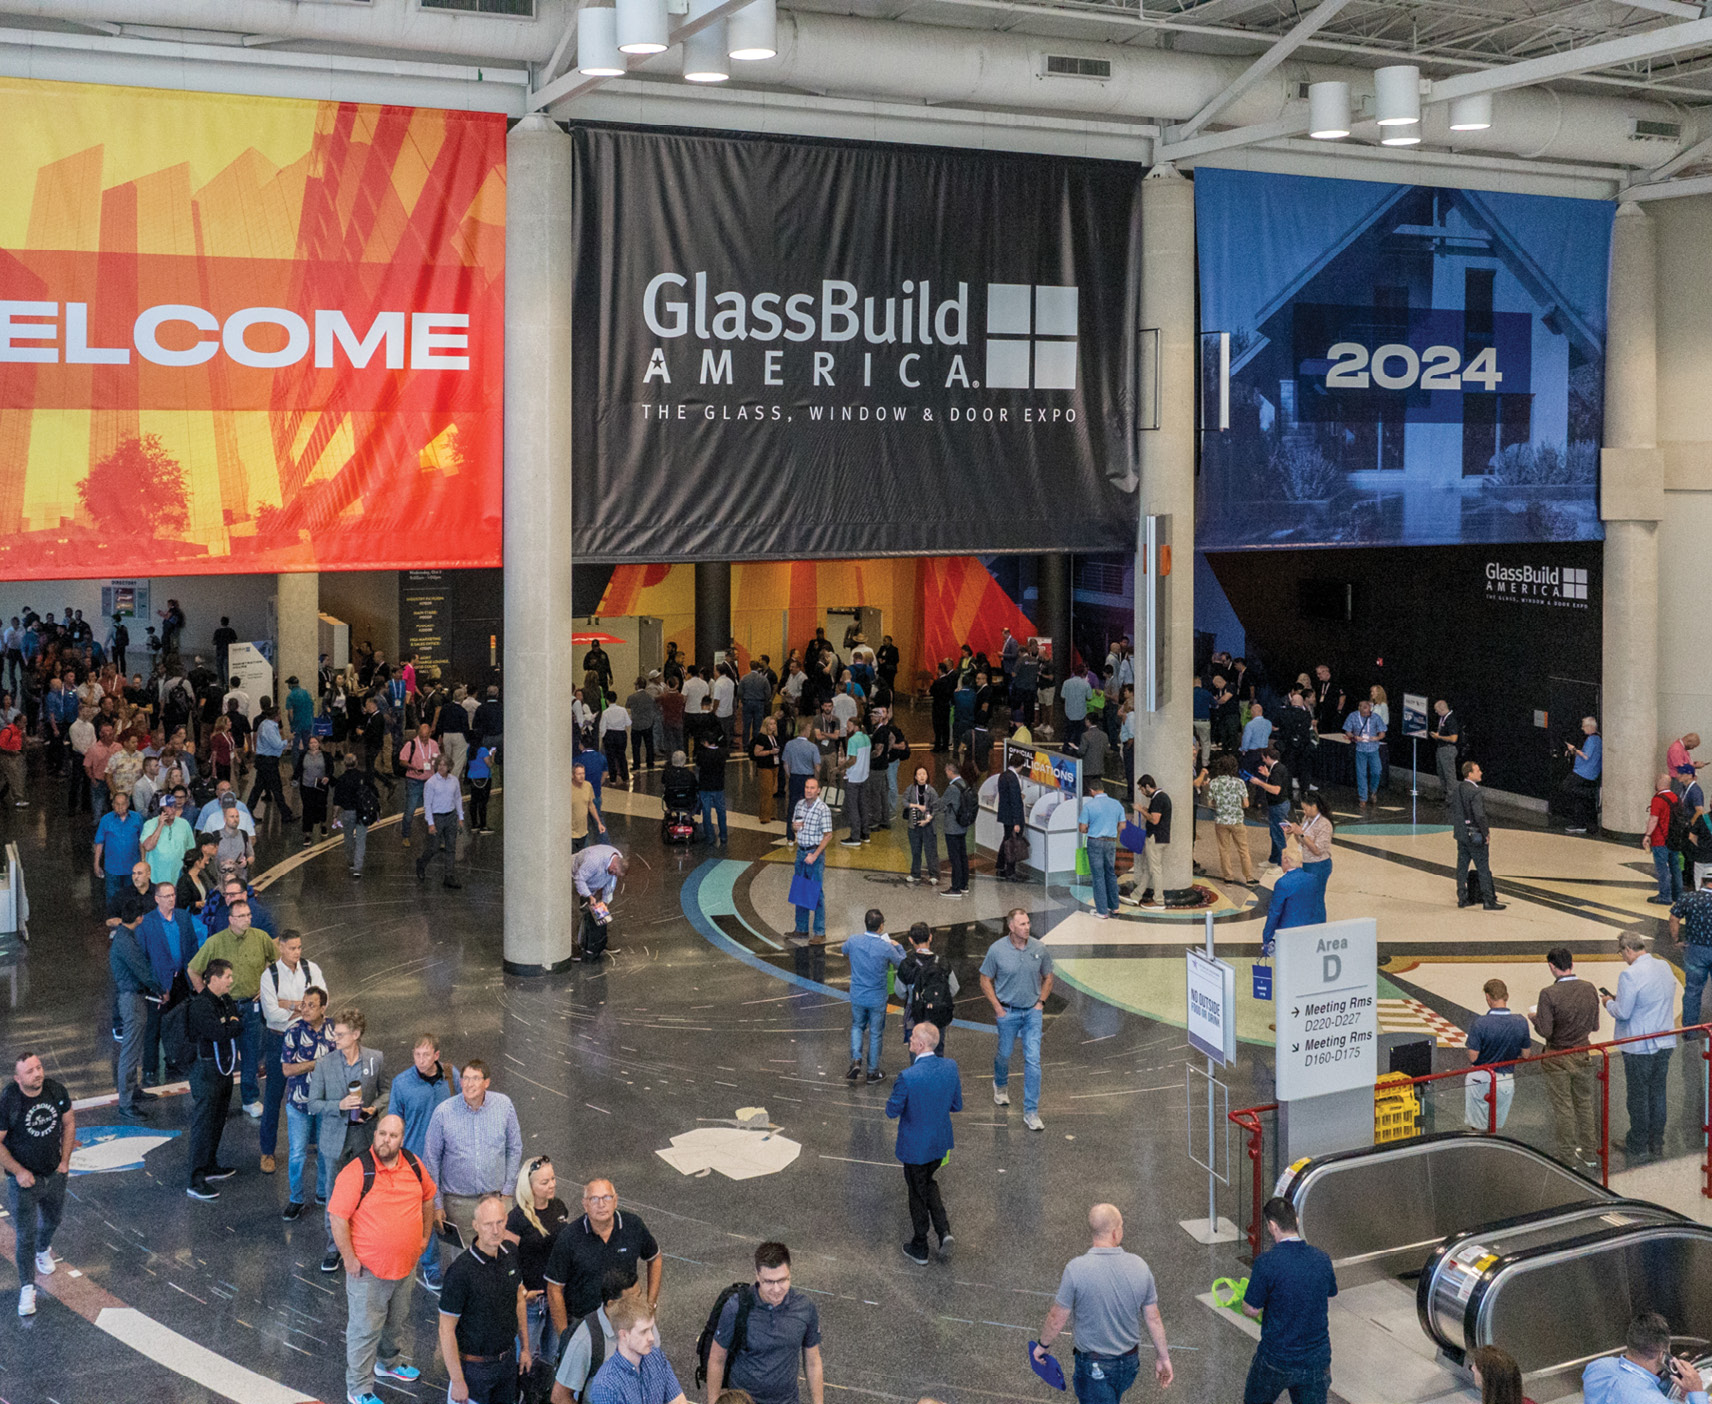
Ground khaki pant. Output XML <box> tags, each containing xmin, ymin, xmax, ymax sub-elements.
<box><xmin>1543</xmin><ymin>1050</ymin><xmax>1598</xmax><ymax>1162</ymax></box>
<box><xmin>1143</xmin><ymin>839</ymin><xmax>1165</xmax><ymax>900</ymax></box>
<box><xmin>758</xmin><ymin>775</ymin><xmax>776</xmax><ymax>826</ymax></box>
<box><xmin>345</xmin><ymin>1269</ymin><xmax>415</xmax><ymax>1400</ymax></box>
<box><xmin>1215</xmin><ymin>822</ymin><xmax>1256</xmax><ymax>882</ymax></box>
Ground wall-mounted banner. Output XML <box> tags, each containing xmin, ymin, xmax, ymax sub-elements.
<box><xmin>0</xmin><ymin>78</ymin><xmax>504</xmax><ymax>579</ymax></box>
<box><xmin>1195</xmin><ymin>169</ymin><xmax>1612</xmax><ymax>551</ymax></box>
<box><xmin>569</xmin><ymin>125</ymin><xmax>1142</xmax><ymax>562</ymax></box>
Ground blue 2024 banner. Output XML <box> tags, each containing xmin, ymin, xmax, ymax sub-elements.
<box><xmin>1195</xmin><ymin>169</ymin><xmax>1614</xmax><ymax>550</ymax></box>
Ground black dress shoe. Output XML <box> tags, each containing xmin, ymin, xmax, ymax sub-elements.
<box><xmin>117</xmin><ymin>1104</ymin><xmax>151</xmax><ymax>1120</ymax></box>
<box><xmin>1457</xmin><ymin>900</ymin><xmax>1472</xmax><ymax>909</ymax></box>
<box><xmin>1483</xmin><ymin>903</ymin><xmax>1508</xmax><ymax>911</ymax></box>
<box><xmin>443</xmin><ymin>877</ymin><xmax>463</xmax><ymax>889</ymax></box>
<box><xmin>135</xmin><ymin>1087</ymin><xmax>158</xmax><ymax>1102</ymax></box>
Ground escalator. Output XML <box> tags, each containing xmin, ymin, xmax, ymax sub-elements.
<box><xmin>1276</xmin><ymin>1132</ymin><xmax>1712</xmax><ymax>1382</ymax></box>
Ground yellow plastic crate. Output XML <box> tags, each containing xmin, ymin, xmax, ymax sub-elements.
<box><xmin>1374</xmin><ymin>1071</ymin><xmax>1421</xmax><ymax>1144</ymax></box>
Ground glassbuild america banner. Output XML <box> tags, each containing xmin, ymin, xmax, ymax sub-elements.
<box><xmin>570</xmin><ymin>125</ymin><xmax>1142</xmax><ymax>561</ymax></box>
<box><xmin>1195</xmin><ymin>168</ymin><xmax>1613</xmax><ymax>550</ymax></box>
<box><xmin>0</xmin><ymin>79</ymin><xmax>503</xmax><ymax>578</ymax></box>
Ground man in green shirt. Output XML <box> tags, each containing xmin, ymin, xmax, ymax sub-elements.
<box><xmin>141</xmin><ymin>794</ymin><xmax>195</xmax><ymax>885</ymax></box>
<box><xmin>189</xmin><ymin>898</ymin><xmax>278</xmax><ymax>1118</ymax></box>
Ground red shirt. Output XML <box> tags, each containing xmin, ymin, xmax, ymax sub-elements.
<box><xmin>1650</xmin><ymin>789</ymin><xmax>1676</xmax><ymax>847</ymax></box>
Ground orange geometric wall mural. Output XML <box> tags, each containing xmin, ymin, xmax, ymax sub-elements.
<box><xmin>0</xmin><ymin>78</ymin><xmax>504</xmax><ymax>579</ymax></box>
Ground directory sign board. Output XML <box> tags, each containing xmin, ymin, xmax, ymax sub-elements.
<box><xmin>1273</xmin><ymin>918</ymin><xmax>1378</xmax><ymax>1100</ymax></box>
<box><xmin>1186</xmin><ymin>948</ymin><xmax>1237</xmax><ymax>1066</ymax></box>
<box><xmin>1403</xmin><ymin>693</ymin><xmax>1429</xmax><ymax>738</ymax></box>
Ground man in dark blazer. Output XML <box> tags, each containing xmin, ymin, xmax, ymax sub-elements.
<box><xmin>996</xmin><ymin>752</ymin><xmax>1028</xmax><ymax>880</ymax></box>
<box><xmin>1448</xmin><ymin>760</ymin><xmax>1505</xmax><ymax>912</ymax></box>
<box><xmin>886</xmin><ymin>1023</ymin><xmax>962</xmax><ymax>1266</ymax></box>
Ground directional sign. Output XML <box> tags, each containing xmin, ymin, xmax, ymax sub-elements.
<box><xmin>1273</xmin><ymin>918</ymin><xmax>1378</xmax><ymax>1100</ymax></box>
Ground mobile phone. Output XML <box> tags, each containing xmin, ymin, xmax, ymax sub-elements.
<box><xmin>1599</xmin><ymin>986</ymin><xmax>1614</xmax><ymax>999</ymax></box>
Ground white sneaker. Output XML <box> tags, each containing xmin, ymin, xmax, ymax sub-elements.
<box><xmin>993</xmin><ymin>1081</ymin><xmax>1010</xmax><ymax>1106</ymax></box>
<box><xmin>34</xmin><ymin>1250</ymin><xmax>55</xmax><ymax>1276</ymax></box>
<box><xmin>17</xmin><ymin>1285</ymin><xmax>35</xmax><ymax>1316</ymax></box>
<box><xmin>1023</xmin><ymin>1111</ymin><xmax>1046</xmax><ymax>1131</ymax></box>
<box><xmin>243</xmin><ymin>1101</ymin><xmax>263</xmax><ymax>1119</ymax></box>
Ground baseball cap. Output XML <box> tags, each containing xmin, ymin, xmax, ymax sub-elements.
<box><xmin>160</xmin><ymin>794</ymin><xmax>181</xmax><ymax>808</ymax></box>
<box><xmin>219</xmin><ymin>793</ymin><xmax>237</xmax><ymax>808</ymax></box>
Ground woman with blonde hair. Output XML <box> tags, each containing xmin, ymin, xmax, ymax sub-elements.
<box><xmin>506</xmin><ymin>1154</ymin><xmax>568</xmax><ymax>1364</ymax></box>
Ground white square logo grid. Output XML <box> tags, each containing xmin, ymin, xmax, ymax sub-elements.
<box><xmin>1562</xmin><ymin>568</ymin><xmax>1588</xmax><ymax>601</ymax></box>
<box><xmin>985</xmin><ymin>283</ymin><xmax>1078</xmax><ymax>390</ymax></box>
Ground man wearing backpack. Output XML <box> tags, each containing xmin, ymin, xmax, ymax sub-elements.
<box><xmin>553</xmin><ymin>1265</ymin><xmax>637</xmax><ymax>1404</ymax></box>
<box><xmin>184</xmin><ymin>958</ymin><xmax>243</xmax><ymax>1201</ymax></box>
<box><xmin>941</xmin><ymin>760</ymin><xmax>977</xmax><ymax>899</ymax></box>
<box><xmin>397</xmin><ymin>722</ymin><xmax>441</xmax><ymax>849</ymax></box>
<box><xmin>702</xmin><ymin>1242</ymin><xmax>825</xmax><ymax>1404</ymax></box>
<box><xmin>257</xmin><ymin>931</ymin><xmax>327</xmax><ymax>1177</ymax></box>
<box><xmin>1646</xmin><ymin>773</ymin><xmax>1685</xmax><ymax>905</ymax></box>
<box><xmin>329</xmin><ymin>1112</ymin><xmax>436</xmax><ymax>1404</ymax></box>
<box><xmin>334</xmin><ymin>752</ymin><xmax>381</xmax><ymax>878</ymax></box>
<box><xmin>897</xmin><ymin>925</ymin><xmax>957</xmax><ymax>1053</ymax></box>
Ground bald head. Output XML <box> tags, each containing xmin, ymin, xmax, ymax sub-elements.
<box><xmin>1089</xmin><ymin>1203</ymin><xmax>1124</xmax><ymax>1244</ymax></box>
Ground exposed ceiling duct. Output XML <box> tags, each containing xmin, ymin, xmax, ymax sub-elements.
<box><xmin>0</xmin><ymin>0</ymin><xmax>1702</xmax><ymax>174</ymax></box>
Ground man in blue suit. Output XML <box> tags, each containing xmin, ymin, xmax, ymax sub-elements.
<box><xmin>1261</xmin><ymin>848</ymin><xmax>1325</xmax><ymax>955</ymax></box>
<box><xmin>885</xmin><ymin>1022</ymin><xmax>962</xmax><ymax>1266</ymax></box>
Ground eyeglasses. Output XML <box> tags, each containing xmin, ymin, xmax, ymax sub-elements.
<box><xmin>585</xmin><ymin>1193</ymin><xmax>616</xmax><ymax>1204</ymax></box>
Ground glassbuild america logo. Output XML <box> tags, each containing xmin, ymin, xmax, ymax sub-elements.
<box><xmin>637</xmin><ymin>275</ymin><xmax>1080</xmax><ymax>402</ymax></box>
<box><xmin>1484</xmin><ymin>563</ymin><xmax>1590</xmax><ymax>608</ymax></box>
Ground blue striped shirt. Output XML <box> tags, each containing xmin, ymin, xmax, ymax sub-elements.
<box><xmin>422</xmin><ymin>1090</ymin><xmax>523</xmax><ymax>1203</ymax></box>
<box><xmin>792</xmin><ymin>799</ymin><xmax>832</xmax><ymax>850</ymax></box>
<box><xmin>587</xmin><ymin>1347</ymin><xmax>685</xmax><ymax>1404</ymax></box>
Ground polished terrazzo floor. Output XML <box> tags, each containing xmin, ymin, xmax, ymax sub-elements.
<box><xmin>0</xmin><ymin>716</ymin><xmax>1702</xmax><ymax>1404</ymax></box>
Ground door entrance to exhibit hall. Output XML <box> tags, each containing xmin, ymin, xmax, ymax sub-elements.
<box><xmin>1546</xmin><ymin>675</ymin><xmax>1600</xmax><ymax>826</ymax></box>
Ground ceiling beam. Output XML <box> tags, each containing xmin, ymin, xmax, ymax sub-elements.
<box><xmin>1623</xmin><ymin>171</ymin><xmax>1712</xmax><ymax>199</ymax></box>
<box><xmin>539</xmin><ymin>4</ymin><xmax>578</xmax><ymax>87</ymax></box>
<box><xmin>1160</xmin><ymin>0</ymin><xmax>1278</xmax><ymax>25</ymax></box>
<box><xmin>1621</xmin><ymin>0</ymin><xmax>1705</xmax><ymax>18</ymax></box>
<box><xmin>1155</xmin><ymin>111</ymin><xmax>1311</xmax><ymax>162</ymax></box>
<box><xmin>528</xmin><ymin>0</ymin><xmax>752</xmax><ymax>111</ymax></box>
<box><xmin>1646</xmin><ymin>129</ymin><xmax>1712</xmax><ymax>179</ymax></box>
<box><xmin>1428</xmin><ymin>15</ymin><xmax>1712</xmax><ymax>103</ymax></box>
<box><xmin>1171</xmin><ymin>0</ymin><xmax>1355</xmax><ymax>141</ymax></box>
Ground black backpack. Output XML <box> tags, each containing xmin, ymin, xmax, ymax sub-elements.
<box><xmin>694</xmin><ymin>1283</ymin><xmax>754</xmax><ymax>1388</ymax></box>
<box><xmin>161</xmin><ymin>998</ymin><xmax>194</xmax><ymax>1068</ymax></box>
<box><xmin>954</xmin><ymin>780</ymin><xmax>979</xmax><ymax>828</ymax></box>
<box><xmin>1669</xmin><ymin>792</ymin><xmax>1697</xmax><ymax>852</ymax></box>
<box><xmin>354</xmin><ymin>1147</ymin><xmax>425</xmax><ymax>1206</ymax></box>
<box><xmin>356</xmin><ymin>778</ymin><xmax>382</xmax><ymax>827</ymax></box>
<box><xmin>910</xmin><ymin>959</ymin><xmax>955</xmax><ymax>1027</ymax></box>
<box><xmin>579</xmin><ymin>1308</ymin><xmax>609</xmax><ymax>1380</ymax></box>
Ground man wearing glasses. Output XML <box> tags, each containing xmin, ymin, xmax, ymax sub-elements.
<box><xmin>544</xmin><ymin>1179</ymin><xmax>662</xmax><ymax>1339</ymax></box>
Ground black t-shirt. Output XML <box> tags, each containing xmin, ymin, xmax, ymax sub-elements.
<box><xmin>1262</xmin><ymin>763</ymin><xmax>1292</xmax><ymax>804</ymax></box>
<box><xmin>1147</xmin><ymin>791</ymin><xmax>1173</xmax><ymax>845</ymax></box>
<box><xmin>506</xmin><ymin>1198</ymin><xmax>570</xmax><ymax>1291</ymax></box>
<box><xmin>442</xmin><ymin>1243</ymin><xmax>524</xmax><ymax>1356</ymax></box>
<box><xmin>544</xmin><ymin>1212</ymin><xmax>660</xmax><ymax>1319</ymax></box>
<box><xmin>108</xmin><ymin>883</ymin><xmax>154</xmax><ymax>925</ymax></box>
<box><xmin>696</xmin><ymin>740</ymin><xmax>728</xmax><ymax>792</ymax></box>
<box><xmin>1</xmin><ymin>1078</ymin><xmax>72</xmax><ymax>1177</ymax></box>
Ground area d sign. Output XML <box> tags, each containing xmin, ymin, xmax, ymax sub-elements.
<box><xmin>1186</xmin><ymin>948</ymin><xmax>1236</xmax><ymax>1066</ymax></box>
<box><xmin>1273</xmin><ymin>918</ymin><xmax>1377</xmax><ymax>1100</ymax></box>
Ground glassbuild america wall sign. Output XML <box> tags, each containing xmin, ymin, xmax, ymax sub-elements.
<box><xmin>1195</xmin><ymin>169</ymin><xmax>1613</xmax><ymax>551</ymax></box>
<box><xmin>569</xmin><ymin>125</ymin><xmax>1142</xmax><ymax>562</ymax></box>
<box><xmin>0</xmin><ymin>78</ymin><xmax>503</xmax><ymax>579</ymax></box>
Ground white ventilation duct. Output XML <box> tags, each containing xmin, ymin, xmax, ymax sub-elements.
<box><xmin>0</xmin><ymin>0</ymin><xmax>1700</xmax><ymax>168</ymax></box>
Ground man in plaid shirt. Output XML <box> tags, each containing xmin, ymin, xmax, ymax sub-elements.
<box><xmin>792</xmin><ymin>778</ymin><xmax>834</xmax><ymax>939</ymax></box>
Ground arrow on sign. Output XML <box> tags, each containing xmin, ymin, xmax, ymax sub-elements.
<box><xmin>1291</xmin><ymin>1044</ymin><xmax>1300</xmax><ymax>1053</ymax></box>
<box><xmin>1291</xmin><ymin>1007</ymin><xmax>1300</xmax><ymax>1018</ymax></box>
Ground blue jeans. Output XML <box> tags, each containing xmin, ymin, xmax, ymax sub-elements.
<box><xmin>793</xmin><ymin>850</ymin><xmax>826</xmax><ymax>936</ymax></box>
<box><xmin>700</xmin><ymin>789</ymin><xmax>728</xmax><ymax>843</ymax></box>
<box><xmin>742</xmin><ymin>704</ymin><xmax>764</xmax><ymax>752</ymax></box>
<box><xmin>260</xmin><ymin>1027</ymin><xmax>287</xmax><ymax>1153</ymax></box>
<box><xmin>1267</xmin><ymin>803</ymin><xmax>1292</xmax><ymax>864</ymax></box>
<box><xmin>1072</xmin><ymin>1351</ymin><xmax>1141</xmax><ymax>1404</ymax></box>
<box><xmin>994</xmin><ymin>1006</ymin><xmax>1043</xmax><ymax>1114</ymax></box>
<box><xmin>1353</xmin><ymin>748</ymin><xmax>1381</xmax><ymax>802</ymax></box>
<box><xmin>1683</xmin><ymin>943</ymin><xmax>1712</xmax><ymax>1029</ymax></box>
<box><xmin>850</xmin><ymin>1001</ymin><xmax>887</xmax><ymax>1071</ymax></box>
<box><xmin>104</xmin><ymin>870</ymin><xmax>128</xmax><ymax>908</ymax></box>
<box><xmin>1243</xmin><ymin>1352</ymin><xmax>1330</xmax><ymax>1404</ymax></box>
<box><xmin>1653</xmin><ymin>846</ymin><xmax>1685</xmax><ymax>903</ymax></box>
<box><xmin>403</xmin><ymin>777</ymin><xmax>425</xmax><ymax>841</ymax></box>
<box><xmin>286</xmin><ymin>1103</ymin><xmax>314</xmax><ymax>1203</ymax></box>
<box><xmin>526</xmin><ymin>1293</ymin><xmax>559</xmax><ymax>1365</ymax></box>
<box><xmin>1306</xmin><ymin>859</ymin><xmax>1332</xmax><ymax>903</ymax></box>
<box><xmin>237</xmin><ymin>999</ymin><xmax>264</xmax><ymax>1105</ymax></box>
<box><xmin>1087</xmin><ymin>837</ymin><xmax>1118</xmax><ymax>916</ymax></box>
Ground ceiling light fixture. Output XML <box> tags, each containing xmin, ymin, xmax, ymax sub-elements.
<box><xmin>684</xmin><ymin>0</ymin><xmax>730</xmax><ymax>82</ymax></box>
<box><xmin>1308</xmin><ymin>81</ymin><xmax>1351</xmax><ymax>139</ymax></box>
<box><xmin>1448</xmin><ymin>92</ymin><xmax>1493</xmax><ymax>132</ymax></box>
<box><xmin>577</xmin><ymin>7</ymin><xmax>626</xmax><ymax>76</ymax></box>
<box><xmin>728</xmin><ymin>0</ymin><xmax>777</xmax><ymax>60</ymax></box>
<box><xmin>1375</xmin><ymin>64</ymin><xmax>1421</xmax><ymax>127</ymax></box>
<box><xmin>615</xmin><ymin>0</ymin><xmax>668</xmax><ymax>55</ymax></box>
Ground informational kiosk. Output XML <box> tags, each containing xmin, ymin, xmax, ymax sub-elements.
<box><xmin>975</xmin><ymin>742</ymin><xmax>1082</xmax><ymax>881</ymax></box>
<box><xmin>1274</xmin><ymin>918</ymin><xmax>1379</xmax><ymax>1162</ymax></box>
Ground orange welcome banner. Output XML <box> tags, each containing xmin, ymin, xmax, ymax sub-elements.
<box><xmin>0</xmin><ymin>78</ymin><xmax>504</xmax><ymax>577</ymax></box>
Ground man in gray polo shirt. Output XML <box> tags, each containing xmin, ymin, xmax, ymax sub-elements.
<box><xmin>1033</xmin><ymin>1204</ymin><xmax>1173</xmax><ymax>1404</ymax></box>
<box><xmin>979</xmin><ymin>908</ymin><xmax>1054</xmax><ymax>1131</ymax></box>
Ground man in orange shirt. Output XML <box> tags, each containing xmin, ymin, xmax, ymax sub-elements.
<box><xmin>329</xmin><ymin>1113</ymin><xmax>438</xmax><ymax>1404</ymax></box>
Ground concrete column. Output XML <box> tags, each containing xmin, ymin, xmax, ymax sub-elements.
<box><xmin>276</xmin><ymin>572</ymin><xmax>319</xmax><ymax>705</ymax></box>
<box><xmin>1036</xmin><ymin>553</ymin><xmax>1072</xmax><ymax>729</ymax></box>
<box><xmin>503</xmin><ymin>115</ymin><xmax>577</xmax><ymax>975</ymax></box>
<box><xmin>1600</xmin><ymin>201</ymin><xmax>1664</xmax><ymax>839</ymax></box>
<box><xmin>694</xmin><ymin>561</ymin><xmax>731</xmax><ymax>672</ymax></box>
<box><xmin>1133</xmin><ymin>166</ymin><xmax>1197</xmax><ymax>894</ymax></box>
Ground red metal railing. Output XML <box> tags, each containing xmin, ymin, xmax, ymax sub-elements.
<box><xmin>1228</xmin><ymin>1022</ymin><xmax>1712</xmax><ymax>1256</ymax></box>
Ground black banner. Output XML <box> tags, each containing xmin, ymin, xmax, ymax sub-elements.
<box><xmin>570</xmin><ymin>124</ymin><xmax>1142</xmax><ymax>562</ymax></box>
